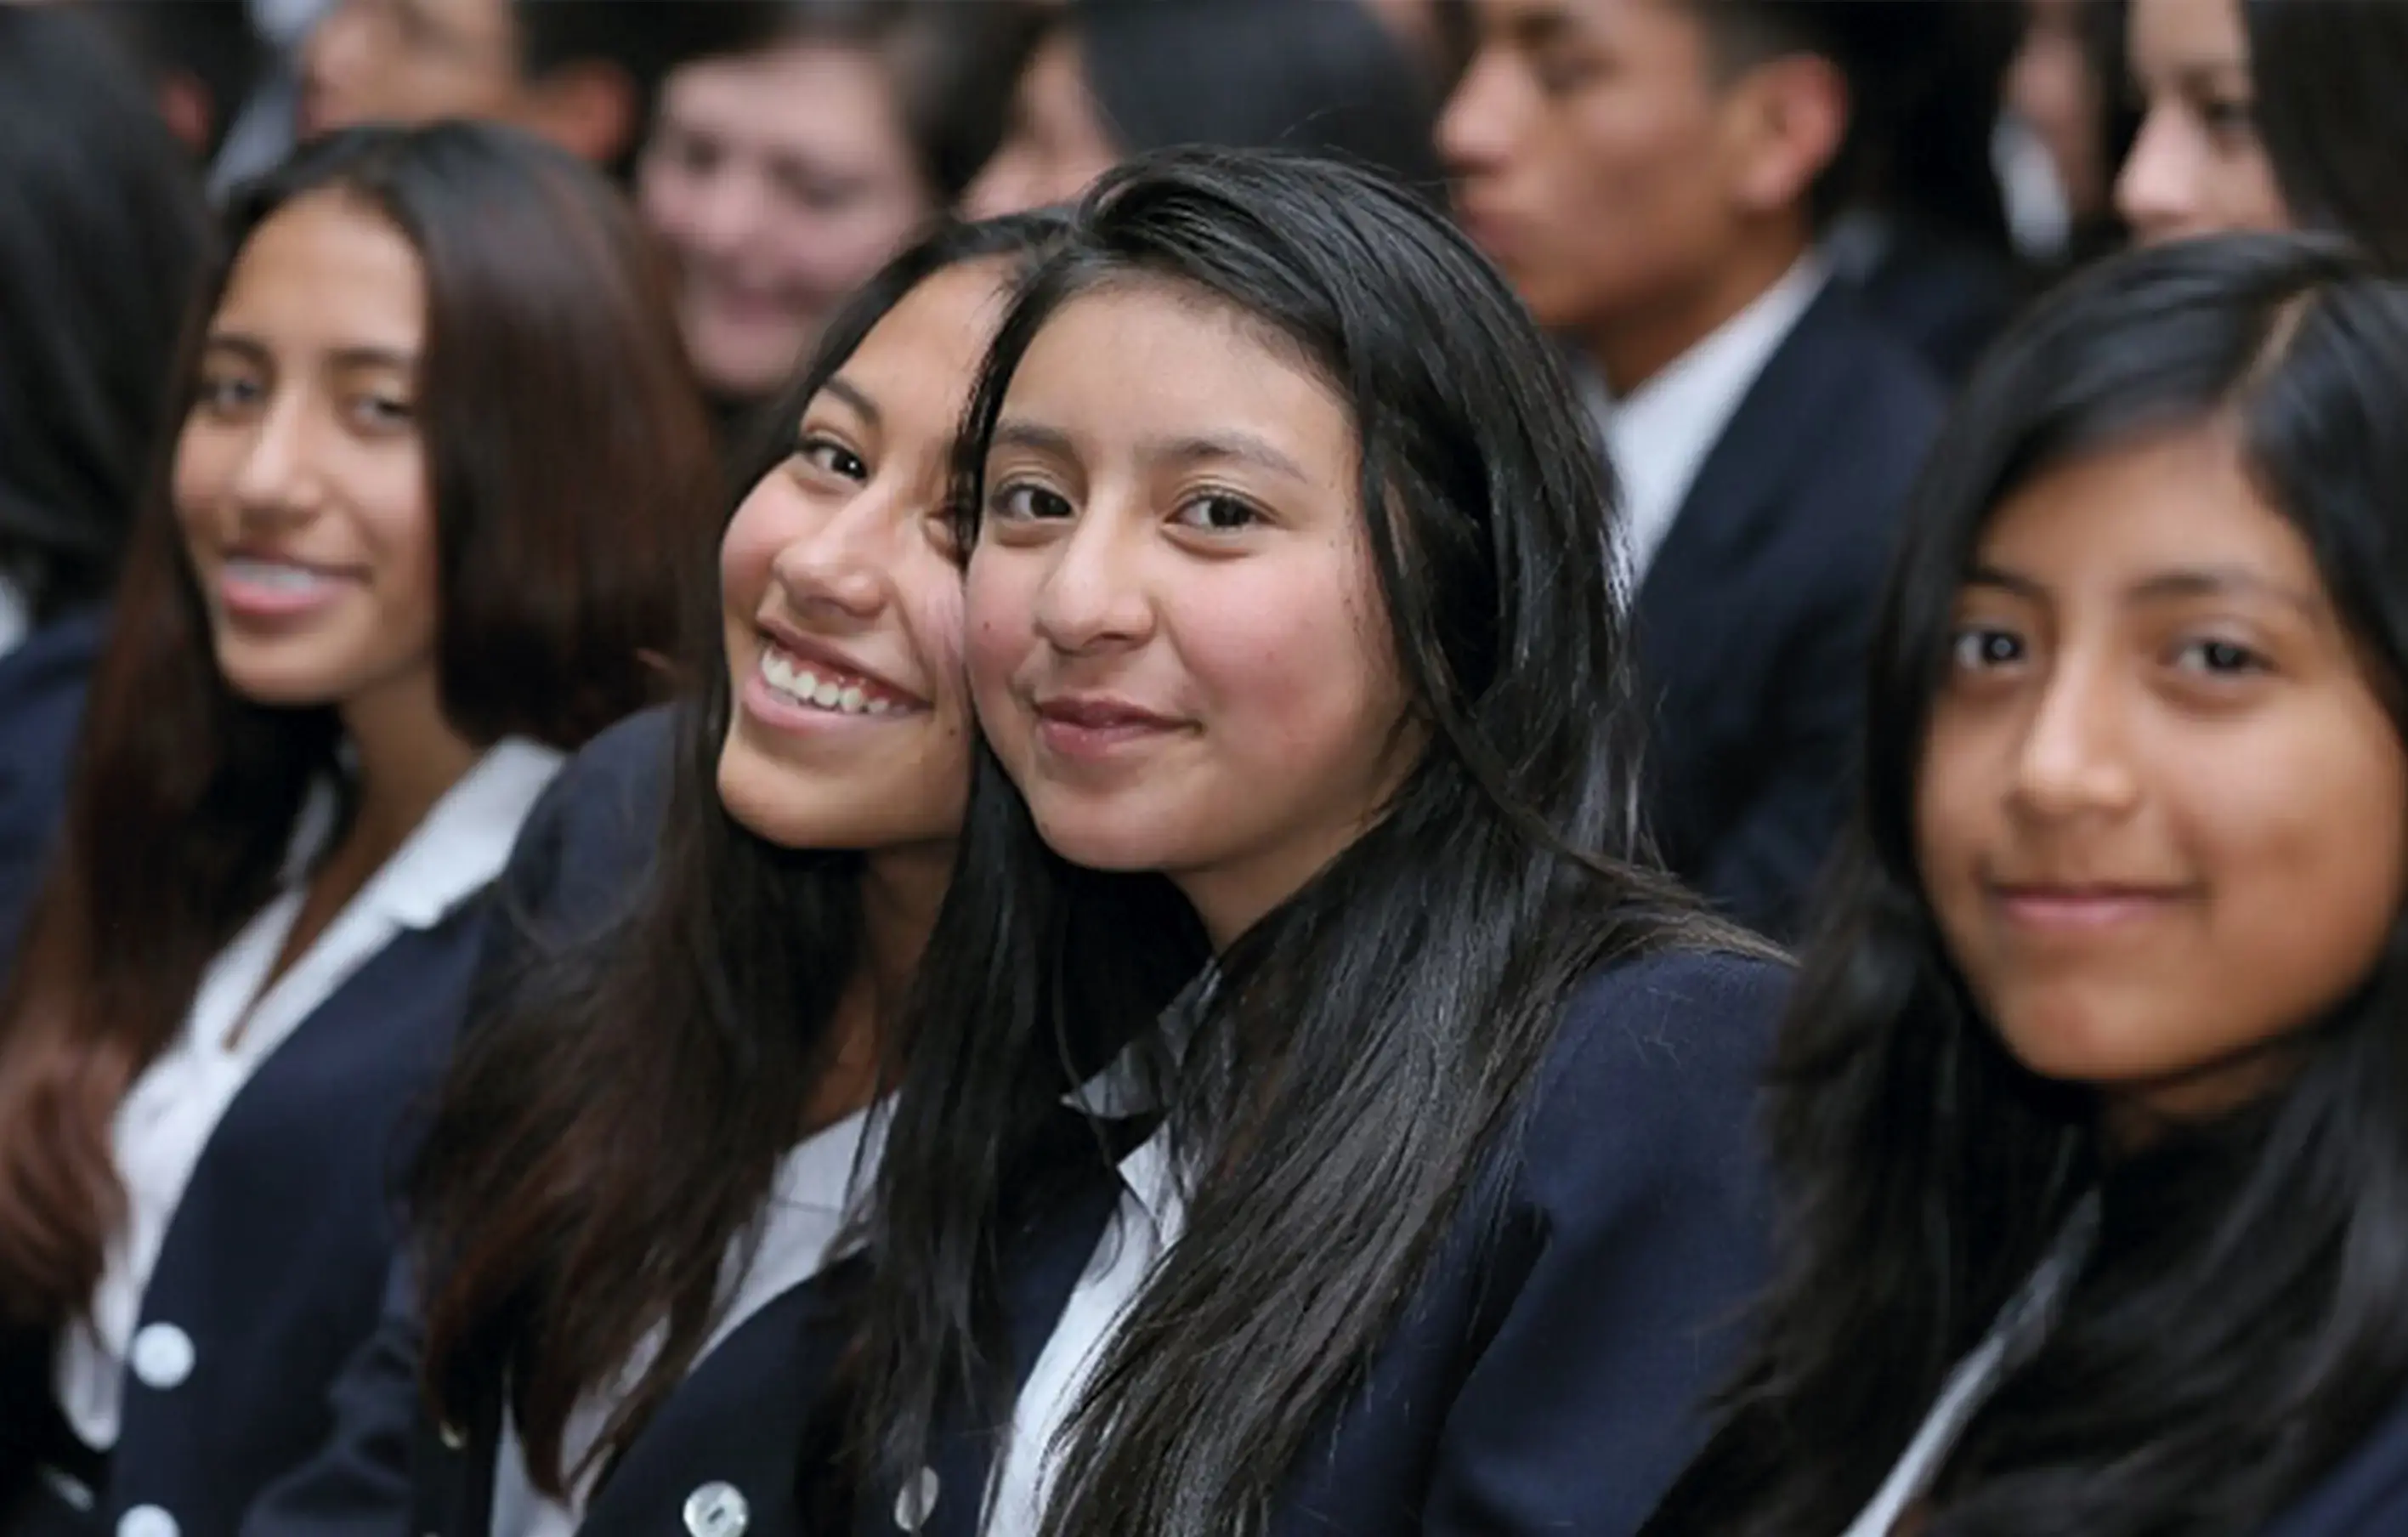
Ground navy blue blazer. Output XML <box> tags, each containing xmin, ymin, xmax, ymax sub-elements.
<box><xmin>243</xmin><ymin>709</ymin><xmax>673</xmax><ymax>1537</ymax></box>
<box><xmin>1633</xmin><ymin>283</ymin><xmax>1944</xmax><ymax>940</ymax></box>
<box><xmin>0</xmin><ymin>893</ymin><xmax>496</xmax><ymax>1537</ymax></box>
<box><xmin>876</xmin><ymin>949</ymin><xmax>1783</xmax><ymax>1537</ymax></box>
<box><xmin>2258</xmin><ymin>1391</ymin><xmax>2408</xmax><ymax>1537</ymax></box>
<box><xmin>0</xmin><ymin>609</ymin><xmax>105</xmax><ymax>969</ymax></box>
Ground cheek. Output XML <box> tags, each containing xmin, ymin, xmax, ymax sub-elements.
<box><xmin>170</xmin><ymin>421</ymin><xmax>229</xmax><ymax>536</ymax></box>
<box><xmin>962</xmin><ymin>555</ymin><xmax>1036</xmax><ymax>725</ymax></box>
<box><xmin>1177</xmin><ymin>561</ymin><xmax>1401</xmax><ymax>756</ymax></box>
<box><xmin>718</xmin><ymin>485</ymin><xmax>790</xmax><ymax>620</ymax></box>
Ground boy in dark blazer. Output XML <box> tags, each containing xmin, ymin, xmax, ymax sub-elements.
<box><xmin>1441</xmin><ymin>0</ymin><xmax>1945</xmax><ymax>939</ymax></box>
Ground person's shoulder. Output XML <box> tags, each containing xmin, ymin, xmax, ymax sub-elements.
<box><xmin>498</xmin><ymin>703</ymin><xmax>680</xmax><ymax>921</ymax></box>
<box><xmin>2263</xmin><ymin>1385</ymin><xmax>2408</xmax><ymax>1537</ymax></box>
<box><xmin>1519</xmin><ymin>944</ymin><xmax>1787</xmax><ymax>1186</ymax></box>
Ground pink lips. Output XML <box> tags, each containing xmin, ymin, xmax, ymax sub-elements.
<box><xmin>1991</xmin><ymin>885</ymin><xmax>2196</xmax><ymax>933</ymax></box>
<box><xmin>1033</xmin><ymin>695</ymin><xmax>1183</xmax><ymax>761</ymax></box>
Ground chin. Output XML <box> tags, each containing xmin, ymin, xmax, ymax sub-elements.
<box><xmin>1023</xmin><ymin>802</ymin><xmax>1186</xmax><ymax>875</ymax></box>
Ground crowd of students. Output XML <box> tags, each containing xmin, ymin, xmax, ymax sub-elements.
<box><xmin>4</xmin><ymin>2</ymin><xmax>2408</xmax><ymax>1535</ymax></box>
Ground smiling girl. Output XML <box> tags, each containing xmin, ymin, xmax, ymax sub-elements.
<box><xmin>0</xmin><ymin>122</ymin><xmax>716</xmax><ymax>1537</ymax></box>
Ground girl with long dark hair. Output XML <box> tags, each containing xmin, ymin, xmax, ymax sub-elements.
<box><xmin>1640</xmin><ymin>233</ymin><xmax>2408</xmax><ymax>1537</ymax></box>
<box><xmin>383</xmin><ymin>213</ymin><xmax>1095</xmax><ymax>1537</ymax></box>
<box><xmin>834</xmin><ymin>147</ymin><xmax>1785</xmax><ymax>1537</ymax></box>
<box><xmin>0</xmin><ymin>122</ymin><xmax>717</xmax><ymax>1537</ymax></box>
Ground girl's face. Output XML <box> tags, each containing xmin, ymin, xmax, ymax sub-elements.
<box><xmin>173</xmin><ymin>193</ymin><xmax>445</xmax><ymax>718</ymax></box>
<box><xmin>717</xmin><ymin>261</ymin><xmax>1011</xmax><ymax>856</ymax></box>
<box><xmin>2116</xmin><ymin>0</ymin><xmax>2292</xmax><ymax>245</ymax></box>
<box><xmin>639</xmin><ymin>43</ymin><xmax>935</xmax><ymax>402</ymax></box>
<box><xmin>965</xmin><ymin>282</ymin><xmax>1417</xmax><ymax>948</ymax></box>
<box><xmin>1915</xmin><ymin>427</ymin><xmax>2407</xmax><ymax>1138</ymax></box>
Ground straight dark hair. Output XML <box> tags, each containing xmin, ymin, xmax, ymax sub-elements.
<box><xmin>1642</xmin><ymin>233</ymin><xmax>2408</xmax><ymax>1536</ymax></box>
<box><xmin>0</xmin><ymin>6</ymin><xmax>210</xmax><ymax>624</ymax></box>
<box><xmin>0</xmin><ymin>122</ymin><xmax>719</xmax><ymax>1330</ymax></box>
<box><xmin>841</xmin><ymin>147</ymin><xmax>1753</xmax><ymax>1534</ymax></box>
<box><xmin>2247</xmin><ymin>0</ymin><xmax>2408</xmax><ymax>268</ymax></box>
<box><xmin>412</xmin><ymin>212</ymin><xmax>1066</xmax><ymax>1497</ymax></box>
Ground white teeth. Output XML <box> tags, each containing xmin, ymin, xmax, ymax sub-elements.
<box><xmin>756</xmin><ymin>646</ymin><xmax>904</xmax><ymax>718</ymax></box>
<box><xmin>225</xmin><ymin>556</ymin><xmax>334</xmax><ymax>592</ymax></box>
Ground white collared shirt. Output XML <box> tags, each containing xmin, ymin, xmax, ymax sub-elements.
<box><xmin>980</xmin><ymin>978</ymin><xmax>1210</xmax><ymax>1537</ymax></box>
<box><xmin>980</xmin><ymin>1121</ymin><xmax>1182</xmax><ymax>1537</ymax></box>
<box><xmin>1588</xmin><ymin>252</ymin><xmax>1831</xmax><ymax>592</ymax></box>
<box><xmin>489</xmin><ymin>1104</ymin><xmax>883</xmax><ymax>1537</ymax></box>
<box><xmin>54</xmin><ymin>737</ymin><xmax>566</xmax><ymax>1449</ymax></box>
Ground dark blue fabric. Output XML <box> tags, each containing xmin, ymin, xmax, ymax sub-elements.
<box><xmin>1633</xmin><ymin>284</ymin><xmax>1945</xmax><ymax>940</ymax></box>
<box><xmin>0</xmin><ymin>609</ymin><xmax>105</xmax><ymax>972</ymax></box>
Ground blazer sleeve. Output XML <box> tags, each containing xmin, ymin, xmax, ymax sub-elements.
<box><xmin>236</xmin><ymin>1256</ymin><xmax>424</xmax><ymax>1537</ymax></box>
<box><xmin>1422</xmin><ymin>951</ymin><xmax>1783</xmax><ymax>1536</ymax></box>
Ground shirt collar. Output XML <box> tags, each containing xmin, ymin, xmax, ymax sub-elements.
<box><xmin>1063</xmin><ymin>964</ymin><xmax>1219</xmax><ymax>1232</ymax></box>
<box><xmin>0</xmin><ymin>574</ymin><xmax>28</xmax><ymax>660</ymax></box>
<box><xmin>282</xmin><ymin>737</ymin><xmax>566</xmax><ymax>931</ymax></box>
<box><xmin>1591</xmin><ymin>251</ymin><xmax>1831</xmax><ymax>586</ymax></box>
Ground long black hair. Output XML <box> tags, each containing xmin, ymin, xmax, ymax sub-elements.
<box><xmin>841</xmin><ymin>146</ymin><xmax>1750</xmax><ymax>1535</ymax></box>
<box><xmin>1642</xmin><ymin>232</ymin><xmax>2408</xmax><ymax>1536</ymax></box>
<box><xmin>2247</xmin><ymin>0</ymin><xmax>2408</xmax><ymax>268</ymax></box>
<box><xmin>0</xmin><ymin>6</ymin><xmax>209</xmax><ymax>625</ymax></box>
<box><xmin>410</xmin><ymin>210</ymin><xmax>1065</xmax><ymax>1496</ymax></box>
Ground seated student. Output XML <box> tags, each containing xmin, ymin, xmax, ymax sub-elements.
<box><xmin>834</xmin><ymin>148</ymin><xmax>1783</xmax><ymax>1537</ymax></box>
<box><xmin>1640</xmin><ymin>233</ymin><xmax>2408</xmax><ymax>1537</ymax></box>
<box><xmin>2120</xmin><ymin>0</ymin><xmax>2408</xmax><ymax>267</ymax></box>
<box><xmin>238</xmin><ymin>213</ymin><xmax>1079</xmax><ymax>1537</ymax></box>
<box><xmin>295</xmin><ymin>0</ymin><xmax>778</xmax><ymax>180</ymax></box>
<box><xmin>1441</xmin><ymin>0</ymin><xmax>1946</xmax><ymax>938</ymax></box>
<box><xmin>0</xmin><ymin>8</ymin><xmax>212</xmax><ymax>967</ymax></box>
<box><xmin>0</xmin><ymin>122</ymin><xmax>717</xmax><ymax>1537</ymax></box>
<box><xmin>961</xmin><ymin>0</ymin><xmax>1446</xmax><ymax>218</ymax></box>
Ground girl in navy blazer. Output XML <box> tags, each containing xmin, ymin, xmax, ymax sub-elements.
<box><xmin>826</xmin><ymin>148</ymin><xmax>1786</xmax><ymax>1537</ymax></box>
<box><xmin>376</xmin><ymin>213</ymin><xmax>1108</xmax><ymax>1537</ymax></box>
<box><xmin>1642</xmin><ymin>235</ymin><xmax>2408</xmax><ymax>1537</ymax></box>
<box><xmin>0</xmin><ymin>123</ymin><xmax>717</xmax><ymax>1537</ymax></box>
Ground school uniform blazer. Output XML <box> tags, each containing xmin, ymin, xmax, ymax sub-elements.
<box><xmin>0</xmin><ymin>894</ymin><xmax>495</xmax><ymax>1537</ymax></box>
<box><xmin>1632</xmin><ymin>285</ymin><xmax>1945</xmax><ymax>940</ymax></box>
<box><xmin>0</xmin><ymin>609</ymin><xmax>105</xmax><ymax>968</ymax></box>
<box><xmin>876</xmin><ymin>948</ymin><xmax>1785</xmax><ymax>1537</ymax></box>
<box><xmin>2258</xmin><ymin>1391</ymin><xmax>2408</xmax><ymax>1537</ymax></box>
<box><xmin>243</xmin><ymin>709</ymin><xmax>677</xmax><ymax>1537</ymax></box>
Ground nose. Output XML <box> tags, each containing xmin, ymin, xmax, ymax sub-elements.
<box><xmin>2006</xmin><ymin>656</ymin><xmax>2142</xmax><ymax>824</ymax></box>
<box><xmin>1026</xmin><ymin>503</ymin><xmax>1153</xmax><ymax>655</ymax></box>
<box><xmin>671</xmin><ymin>160</ymin><xmax>764</xmax><ymax>264</ymax></box>
<box><xmin>1436</xmin><ymin>48</ymin><xmax>1519</xmax><ymax>180</ymax></box>
<box><xmin>767</xmin><ymin>481</ymin><xmax>904</xmax><ymax>625</ymax></box>
<box><xmin>2114</xmin><ymin>102</ymin><xmax>2203</xmax><ymax>243</ymax></box>
<box><xmin>228</xmin><ymin>397</ymin><xmax>326</xmax><ymax>529</ymax></box>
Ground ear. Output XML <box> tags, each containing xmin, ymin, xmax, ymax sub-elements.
<box><xmin>516</xmin><ymin>59</ymin><xmax>640</xmax><ymax>168</ymax></box>
<box><xmin>1722</xmin><ymin>51</ymin><xmax>1850</xmax><ymax>219</ymax></box>
<box><xmin>154</xmin><ymin>72</ymin><xmax>215</xmax><ymax>157</ymax></box>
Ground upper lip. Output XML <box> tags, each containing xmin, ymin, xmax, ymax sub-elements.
<box><xmin>1034</xmin><ymin>692</ymin><xmax>1182</xmax><ymax>729</ymax></box>
<box><xmin>756</xmin><ymin>614</ymin><xmax>924</xmax><ymax>706</ymax></box>
<box><xmin>222</xmin><ymin>547</ymin><xmax>357</xmax><ymax>576</ymax></box>
<box><xmin>1986</xmin><ymin>880</ymin><xmax>2196</xmax><ymax>900</ymax></box>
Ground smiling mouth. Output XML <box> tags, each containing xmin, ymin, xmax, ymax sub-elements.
<box><xmin>1990</xmin><ymin>885</ymin><xmax>2199</xmax><ymax>932</ymax></box>
<box><xmin>756</xmin><ymin>643</ymin><xmax>918</xmax><ymax>718</ymax></box>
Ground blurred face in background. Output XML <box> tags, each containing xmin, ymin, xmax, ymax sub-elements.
<box><xmin>298</xmin><ymin>0</ymin><xmax>518</xmax><ymax>139</ymax></box>
<box><xmin>2116</xmin><ymin>0</ymin><xmax>2290</xmax><ymax>242</ymax></box>
<box><xmin>173</xmin><ymin>192</ymin><xmax>445</xmax><ymax>717</ymax></box>
<box><xmin>641</xmin><ymin>43</ymin><xmax>937</xmax><ymax>404</ymax></box>
<box><xmin>961</xmin><ymin>30</ymin><xmax>1120</xmax><ymax>219</ymax></box>
<box><xmin>2009</xmin><ymin>0</ymin><xmax>2111</xmax><ymax>224</ymax></box>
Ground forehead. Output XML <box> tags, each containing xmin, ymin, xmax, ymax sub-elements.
<box><xmin>1977</xmin><ymin>428</ymin><xmax>2316</xmax><ymax>588</ymax></box>
<box><xmin>662</xmin><ymin>43</ymin><xmax>899</xmax><ymax>145</ymax></box>
<box><xmin>214</xmin><ymin>195</ymin><xmax>426</xmax><ymax>350</ymax></box>
<box><xmin>1472</xmin><ymin>0</ymin><xmax>1691</xmax><ymax>44</ymax></box>
<box><xmin>819</xmin><ymin>263</ymin><xmax>1011</xmax><ymax>417</ymax></box>
<box><xmin>1004</xmin><ymin>281</ymin><xmax>1351</xmax><ymax>439</ymax></box>
<box><xmin>2128</xmin><ymin>0</ymin><xmax>2250</xmax><ymax>69</ymax></box>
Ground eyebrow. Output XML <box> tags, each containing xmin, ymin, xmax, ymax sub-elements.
<box><xmin>816</xmin><ymin>375</ymin><xmax>881</xmax><ymax>428</ymax></box>
<box><xmin>201</xmin><ymin>334</ymin><xmax>417</xmax><ymax>371</ymax></box>
<box><xmin>1964</xmin><ymin>562</ymin><xmax>2324</xmax><ymax>619</ymax></box>
<box><xmin>1504</xmin><ymin>3</ymin><xmax>1579</xmax><ymax>48</ymax></box>
<box><xmin>989</xmin><ymin>418</ymin><xmax>1313</xmax><ymax>485</ymax></box>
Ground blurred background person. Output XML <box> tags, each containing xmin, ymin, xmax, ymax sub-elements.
<box><xmin>1999</xmin><ymin>0</ymin><xmax>2137</xmax><ymax>266</ymax></box>
<box><xmin>0</xmin><ymin>121</ymin><xmax>717</xmax><ymax>1537</ymax></box>
<box><xmin>0</xmin><ymin>5</ymin><xmax>212</xmax><ymax>963</ymax></box>
<box><xmin>295</xmin><ymin>0</ymin><xmax>775</xmax><ymax>181</ymax></box>
<box><xmin>1440</xmin><ymin>0</ymin><xmax>1944</xmax><ymax>939</ymax></box>
<box><xmin>85</xmin><ymin>0</ymin><xmax>270</xmax><ymax>167</ymax></box>
<box><xmin>962</xmin><ymin>0</ymin><xmax>1447</xmax><ymax>218</ymax></box>
<box><xmin>636</xmin><ymin>0</ymin><xmax>1042</xmax><ymax>421</ymax></box>
<box><xmin>2117</xmin><ymin>0</ymin><xmax>2408</xmax><ymax>264</ymax></box>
